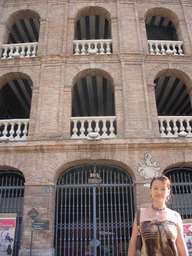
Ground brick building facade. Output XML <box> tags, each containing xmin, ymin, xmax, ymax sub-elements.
<box><xmin>0</xmin><ymin>0</ymin><xmax>192</xmax><ymax>255</ymax></box>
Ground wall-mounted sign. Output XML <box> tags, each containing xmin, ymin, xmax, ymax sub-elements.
<box><xmin>88</xmin><ymin>172</ymin><xmax>102</xmax><ymax>184</ymax></box>
<box><xmin>33</xmin><ymin>220</ymin><xmax>49</xmax><ymax>230</ymax></box>
<box><xmin>28</xmin><ymin>208</ymin><xmax>39</xmax><ymax>220</ymax></box>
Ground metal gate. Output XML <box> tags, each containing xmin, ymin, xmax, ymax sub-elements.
<box><xmin>0</xmin><ymin>170</ymin><xmax>25</xmax><ymax>256</ymax></box>
<box><xmin>164</xmin><ymin>167</ymin><xmax>192</xmax><ymax>219</ymax></box>
<box><xmin>55</xmin><ymin>164</ymin><xmax>134</xmax><ymax>256</ymax></box>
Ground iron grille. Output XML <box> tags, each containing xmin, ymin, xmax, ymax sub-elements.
<box><xmin>0</xmin><ymin>170</ymin><xmax>25</xmax><ymax>256</ymax></box>
<box><xmin>164</xmin><ymin>167</ymin><xmax>192</xmax><ymax>219</ymax></box>
<box><xmin>55</xmin><ymin>164</ymin><xmax>134</xmax><ymax>256</ymax></box>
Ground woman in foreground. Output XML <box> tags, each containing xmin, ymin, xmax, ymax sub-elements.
<box><xmin>127</xmin><ymin>175</ymin><xmax>188</xmax><ymax>256</ymax></box>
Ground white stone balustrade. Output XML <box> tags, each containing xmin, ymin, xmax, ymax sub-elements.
<box><xmin>71</xmin><ymin>116</ymin><xmax>116</xmax><ymax>139</ymax></box>
<box><xmin>158</xmin><ymin>116</ymin><xmax>192</xmax><ymax>137</ymax></box>
<box><xmin>1</xmin><ymin>42</ymin><xmax>38</xmax><ymax>59</ymax></box>
<box><xmin>0</xmin><ymin>119</ymin><xmax>29</xmax><ymax>140</ymax></box>
<box><xmin>73</xmin><ymin>39</ymin><xmax>112</xmax><ymax>55</ymax></box>
<box><xmin>148</xmin><ymin>40</ymin><xmax>184</xmax><ymax>55</ymax></box>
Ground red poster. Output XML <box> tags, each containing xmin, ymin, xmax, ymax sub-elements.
<box><xmin>183</xmin><ymin>220</ymin><xmax>192</xmax><ymax>255</ymax></box>
<box><xmin>0</xmin><ymin>214</ymin><xmax>17</xmax><ymax>256</ymax></box>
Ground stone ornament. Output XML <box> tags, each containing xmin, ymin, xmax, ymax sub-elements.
<box><xmin>138</xmin><ymin>153</ymin><xmax>160</xmax><ymax>179</ymax></box>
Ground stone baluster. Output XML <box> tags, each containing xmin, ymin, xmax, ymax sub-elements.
<box><xmin>100</xmin><ymin>42</ymin><xmax>104</xmax><ymax>54</ymax></box>
<box><xmin>172</xmin><ymin>119</ymin><xmax>178</xmax><ymax>136</ymax></box>
<box><xmin>31</xmin><ymin>44</ymin><xmax>37</xmax><ymax>57</ymax></box>
<box><xmin>26</xmin><ymin>45</ymin><xmax>31</xmax><ymax>57</ymax></box>
<box><xmin>155</xmin><ymin>43</ymin><xmax>160</xmax><ymax>55</ymax></box>
<box><xmin>109</xmin><ymin>120</ymin><xmax>115</xmax><ymax>137</ymax></box>
<box><xmin>179</xmin><ymin>119</ymin><xmax>185</xmax><ymax>133</ymax></box>
<box><xmin>20</xmin><ymin>45</ymin><xmax>25</xmax><ymax>58</ymax></box>
<box><xmin>178</xmin><ymin>43</ymin><xmax>184</xmax><ymax>55</ymax></box>
<box><xmin>106</xmin><ymin>42</ymin><xmax>111</xmax><ymax>54</ymax></box>
<box><xmin>172</xmin><ymin>43</ymin><xmax>177</xmax><ymax>55</ymax></box>
<box><xmin>80</xmin><ymin>120</ymin><xmax>85</xmax><ymax>138</ymax></box>
<box><xmin>8</xmin><ymin>46</ymin><xmax>14</xmax><ymax>58</ymax></box>
<box><xmin>2</xmin><ymin>46</ymin><xmax>8</xmax><ymax>59</ymax></box>
<box><xmin>9</xmin><ymin>122</ymin><xmax>15</xmax><ymax>140</ymax></box>
<box><xmin>166</xmin><ymin>119</ymin><xmax>173</xmax><ymax>136</ymax></box>
<box><xmin>159</xmin><ymin>119</ymin><xmax>166</xmax><ymax>137</ymax></box>
<box><xmin>71</xmin><ymin>120</ymin><xmax>78</xmax><ymax>138</ymax></box>
<box><xmin>102</xmin><ymin>120</ymin><xmax>107</xmax><ymax>137</ymax></box>
<box><xmin>74</xmin><ymin>42</ymin><xmax>80</xmax><ymax>55</ymax></box>
<box><xmin>148</xmin><ymin>42</ymin><xmax>154</xmax><ymax>54</ymax></box>
<box><xmin>161</xmin><ymin>42</ymin><xmax>166</xmax><ymax>55</ymax></box>
<box><xmin>95</xmin><ymin>120</ymin><xmax>100</xmax><ymax>135</ymax></box>
<box><xmin>2</xmin><ymin>123</ymin><xmax>8</xmax><ymax>139</ymax></box>
<box><xmin>15</xmin><ymin>121</ymin><xmax>22</xmax><ymax>140</ymax></box>
<box><xmin>87</xmin><ymin>120</ymin><xmax>92</xmax><ymax>134</ymax></box>
<box><xmin>186</xmin><ymin>118</ymin><xmax>192</xmax><ymax>136</ymax></box>
<box><xmin>22</xmin><ymin>121</ymin><xmax>28</xmax><ymax>140</ymax></box>
<box><xmin>81</xmin><ymin>43</ymin><xmax>86</xmax><ymax>55</ymax></box>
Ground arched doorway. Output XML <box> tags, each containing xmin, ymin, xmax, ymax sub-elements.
<box><xmin>164</xmin><ymin>167</ymin><xmax>192</xmax><ymax>219</ymax></box>
<box><xmin>0</xmin><ymin>170</ymin><xmax>25</xmax><ymax>256</ymax></box>
<box><xmin>55</xmin><ymin>164</ymin><xmax>134</xmax><ymax>256</ymax></box>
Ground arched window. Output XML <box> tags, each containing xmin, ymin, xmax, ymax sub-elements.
<box><xmin>0</xmin><ymin>170</ymin><xmax>25</xmax><ymax>256</ymax></box>
<box><xmin>71</xmin><ymin>73</ymin><xmax>116</xmax><ymax>139</ymax></box>
<box><xmin>164</xmin><ymin>167</ymin><xmax>192</xmax><ymax>219</ymax></box>
<box><xmin>55</xmin><ymin>164</ymin><xmax>134</xmax><ymax>256</ymax></box>
<box><xmin>154</xmin><ymin>71</ymin><xmax>192</xmax><ymax>137</ymax></box>
<box><xmin>2</xmin><ymin>10</ymin><xmax>40</xmax><ymax>59</ymax></box>
<box><xmin>0</xmin><ymin>73</ymin><xmax>33</xmax><ymax>140</ymax></box>
<box><xmin>73</xmin><ymin>7</ymin><xmax>112</xmax><ymax>55</ymax></box>
<box><xmin>145</xmin><ymin>9</ymin><xmax>184</xmax><ymax>55</ymax></box>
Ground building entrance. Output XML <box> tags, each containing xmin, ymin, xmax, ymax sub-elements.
<box><xmin>55</xmin><ymin>164</ymin><xmax>134</xmax><ymax>256</ymax></box>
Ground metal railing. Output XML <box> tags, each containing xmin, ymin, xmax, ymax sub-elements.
<box><xmin>148</xmin><ymin>40</ymin><xmax>184</xmax><ymax>55</ymax></box>
<box><xmin>73</xmin><ymin>39</ymin><xmax>112</xmax><ymax>55</ymax></box>
<box><xmin>158</xmin><ymin>116</ymin><xmax>192</xmax><ymax>137</ymax></box>
<box><xmin>70</xmin><ymin>116</ymin><xmax>116</xmax><ymax>139</ymax></box>
<box><xmin>0</xmin><ymin>119</ymin><xmax>29</xmax><ymax>140</ymax></box>
<box><xmin>1</xmin><ymin>42</ymin><xmax>38</xmax><ymax>59</ymax></box>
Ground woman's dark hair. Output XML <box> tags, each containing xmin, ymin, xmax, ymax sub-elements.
<box><xmin>150</xmin><ymin>175</ymin><xmax>171</xmax><ymax>206</ymax></box>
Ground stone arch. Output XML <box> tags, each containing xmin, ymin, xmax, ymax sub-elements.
<box><xmin>144</xmin><ymin>7</ymin><xmax>182</xmax><ymax>41</ymax></box>
<box><xmin>147</xmin><ymin>66</ymin><xmax>192</xmax><ymax>90</ymax></box>
<box><xmin>54</xmin><ymin>159</ymin><xmax>135</xmax><ymax>185</ymax></box>
<box><xmin>144</xmin><ymin>7</ymin><xmax>179</xmax><ymax>28</ymax></box>
<box><xmin>0</xmin><ymin>72</ymin><xmax>33</xmax><ymax>90</ymax></box>
<box><xmin>3</xmin><ymin>9</ymin><xmax>41</xmax><ymax>44</ymax></box>
<box><xmin>72</xmin><ymin>68</ymin><xmax>114</xmax><ymax>87</ymax></box>
<box><xmin>6</xmin><ymin>9</ymin><xmax>41</xmax><ymax>32</ymax></box>
<box><xmin>75</xmin><ymin>6</ymin><xmax>111</xmax><ymax>24</ymax></box>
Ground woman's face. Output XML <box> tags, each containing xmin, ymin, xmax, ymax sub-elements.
<box><xmin>150</xmin><ymin>180</ymin><xmax>170</xmax><ymax>204</ymax></box>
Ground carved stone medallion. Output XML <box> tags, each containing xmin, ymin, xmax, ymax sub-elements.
<box><xmin>137</xmin><ymin>153</ymin><xmax>160</xmax><ymax>179</ymax></box>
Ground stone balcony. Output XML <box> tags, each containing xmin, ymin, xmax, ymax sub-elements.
<box><xmin>148</xmin><ymin>40</ymin><xmax>184</xmax><ymax>55</ymax></box>
<box><xmin>0</xmin><ymin>119</ymin><xmax>29</xmax><ymax>141</ymax></box>
<box><xmin>158</xmin><ymin>116</ymin><xmax>192</xmax><ymax>137</ymax></box>
<box><xmin>1</xmin><ymin>42</ymin><xmax>38</xmax><ymax>59</ymax></box>
<box><xmin>1</xmin><ymin>116</ymin><xmax>191</xmax><ymax>141</ymax></box>
<box><xmin>71</xmin><ymin>116</ymin><xmax>116</xmax><ymax>139</ymax></box>
<box><xmin>73</xmin><ymin>39</ymin><xmax>112</xmax><ymax>55</ymax></box>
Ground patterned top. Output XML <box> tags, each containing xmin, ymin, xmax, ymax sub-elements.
<box><xmin>140</xmin><ymin>219</ymin><xmax>178</xmax><ymax>256</ymax></box>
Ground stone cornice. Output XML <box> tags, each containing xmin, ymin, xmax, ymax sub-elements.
<box><xmin>0</xmin><ymin>137</ymin><xmax>191</xmax><ymax>153</ymax></box>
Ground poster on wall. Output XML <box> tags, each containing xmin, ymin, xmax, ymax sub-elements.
<box><xmin>0</xmin><ymin>213</ymin><xmax>17</xmax><ymax>256</ymax></box>
<box><xmin>183</xmin><ymin>219</ymin><xmax>192</xmax><ymax>256</ymax></box>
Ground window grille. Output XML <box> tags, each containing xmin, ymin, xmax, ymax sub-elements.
<box><xmin>164</xmin><ymin>167</ymin><xmax>192</xmax><ymax>219</ymax></box>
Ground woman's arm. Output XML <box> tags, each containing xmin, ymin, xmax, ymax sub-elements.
<box><xmin>176</xmin><ymin>213</ymin><xmax>189</xmax><ymax>256</ymax></box>
<box><xmin>127</xmin><ymin>213</ymin><xmax>138</xmax><ymax>256</ymax></box>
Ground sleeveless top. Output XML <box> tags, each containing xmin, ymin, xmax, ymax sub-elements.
<box><xmin>140</xmin><ymin>219</ymin><xmax>178</xmax><ymax>256</ymax></box>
